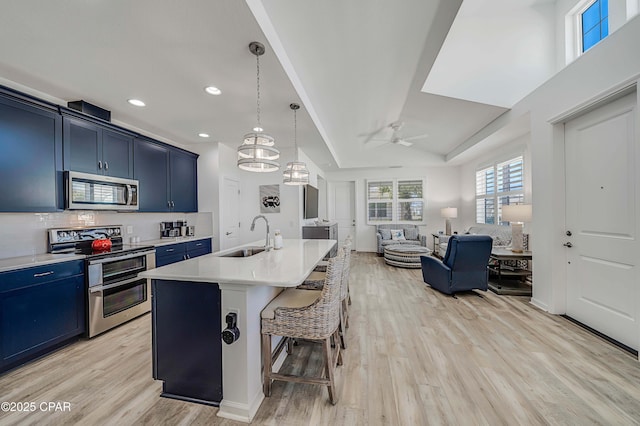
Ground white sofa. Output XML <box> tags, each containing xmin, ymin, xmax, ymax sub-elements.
<box><xmin>376</xmin><ymin>224</ymin><xmax>427</xmax><ymax>255</ymax></box>
<box><xmin>436</xmin><ymin>225</ymin><xmax>512</xmax><ymax>257</ymax></box>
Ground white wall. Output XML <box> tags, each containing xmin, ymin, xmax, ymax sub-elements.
<box><xmin>459</xmin><ymin>14</ymin><xmax>640</xmax><ymax>313</ymax></box>
<box><xmin>557</xmin><ymin>0</ymin><xmax>639</xmax><ymax>68</ymax></box>
<box><xmin>197</xmin><ymin>143</ymin><xmax>325</xmax><ymax>250</ymax></box>
<box><xmin>325</xmin><ymin>166</ymin><xmax>461</xmax><ymax>252</ymax></box>
<box><xmin>0</xmin><ymin>211</ymin><xmax>213</xmax><ymax>260</ymax></box>
<box><xmin>189</xmin><ymin>141</ymin><xmax>219</xmax><ymax>250</ymax></box>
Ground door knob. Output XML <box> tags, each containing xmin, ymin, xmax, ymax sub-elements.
<box><xmin>563</xmin><ymin>242</ymin><xmax>573</xmax><ymax>248</ymax></box>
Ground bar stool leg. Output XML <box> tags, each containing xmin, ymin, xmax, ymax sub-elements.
<box><xmin>323</xmin><ymin>336</ymin><xmax>338</xmax><ymax>404</ymax></box>
<box><xmin>343</xmin><ymin>298</ymin><xmax>350</xmax><ymax>328</ymax></box>
<box><xmin>262</xmin><ymin>333</ymin><xmax>272</xmax><ymax>397</ymax></box>
<box><xmin>334</xmin><ymin>329</ymin><xmax>343</xmax><ymax>367</ymax></box>
<box><xmin>339</xmin><ymin>305</ymin><xmax>347</xmax><ymax>349</ymax></box>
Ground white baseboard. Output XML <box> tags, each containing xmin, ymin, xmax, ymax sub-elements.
<box><xmin>530</xmin><ymin>297</ymin><xmax>549</xmax><ymax>312</ymax></box>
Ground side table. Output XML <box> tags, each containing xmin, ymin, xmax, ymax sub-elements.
<box><xmin>488</xmin><ymin>248</ymin><xmax>532</xmax><ymax>296</ymax></box>
<box><xmin>431</xmin><ymin>233</ymin><xmax>444</xmax><ymax>259</ymax></box>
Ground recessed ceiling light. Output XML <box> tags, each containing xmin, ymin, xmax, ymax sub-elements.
<box><xmin>205</xmin><ymin>86</ymin><xmax>222</xmax><ymax>95</ymax></box>
<box><xmin>198</xmin><ymin>133</ymin><xmax>210</xmax><ymax>138</ymax></box>
<box><xmin>127</xmin><ymin>99</ymin><xmax>146</xmax><ymax>107</ymax></box>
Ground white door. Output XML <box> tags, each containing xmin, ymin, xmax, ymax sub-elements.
<box><xmin>221</xmin><ymin>177</ymin><xmax>240</xmax><ymax>250</ymax></box>
<box><xmin>332</xmin><ymin>181</ymin><xmax>355</xmax><ymax>248</ymax></box>
<box><xmin>565</xmin><ymin>91</ymin><xmax>639</xmax><ymax>350</ymax></box>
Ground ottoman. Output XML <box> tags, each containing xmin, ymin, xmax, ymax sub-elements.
<box><xmin>384</xmin><ymin>244</ymin><xmax>431</xmax><ymax>268</ymax></box>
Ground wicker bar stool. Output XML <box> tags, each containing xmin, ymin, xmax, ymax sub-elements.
<box><xmin>296</xmin><ymin>238</ymin><xmax>352</xmax><ymax>349</ymax></box>
<box><xmin>260</xmin><ymin>249</ymin><xmax>346</xmax><ymax>404</ymax></box>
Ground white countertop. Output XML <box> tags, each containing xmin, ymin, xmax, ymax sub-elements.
<box><xmin>140</xmin><ymin>239</ymin><xmax>336</xmax><ymax>287</ymax></box>
<box><xmin>0</xmin><ymin>253</ymin><xmax>86</xmax><ymax>273</ymax></box>
<box><xmin>130</xmin><ymin>235</ymin><xmax>213</xmax><ymax>247</ymax></box>
<box><xmin>0</xmin><ymin>236</ymin><xmax>213</xmax><ymax>274</ymax></box>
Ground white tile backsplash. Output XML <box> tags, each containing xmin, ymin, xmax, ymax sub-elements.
<box><xmin>0</xmin><ymin>211</ymin><xmax>213</xmax><ymax>260</ymax></box>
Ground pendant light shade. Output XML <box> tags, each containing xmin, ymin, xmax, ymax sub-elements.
<box><xmin>283</xmin><ymin>103</ymin><xmax>310</xmax><ymax>185</ymax></box>
<box><xmin>237</xmin><ymin>42</ymin><xmax>279</xmax><ymax>172</ymax></box>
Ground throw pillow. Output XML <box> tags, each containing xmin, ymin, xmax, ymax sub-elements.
<box><xmin>391</xmin><ymin>229</ymin><xmax>406</xmax><ymax>241</ymax></box>
<box><xmin>403</xmin><ymin>227</ymin><xmax>418</xmax><ymax>240</ymax></box>
<box><xmin>379</xmin><ymin>229</ymin><xmax>391</xmax><ymax>240</ymax></box>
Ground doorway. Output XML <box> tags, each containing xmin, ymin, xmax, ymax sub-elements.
<box><xmin>331</xmin><ymin>181</ymin><xmax>356</xmax><ymax>249</ymax></box>
<box><xmin>564</xmin><ymin>91</ymin><xmax>639</xmax><ymax>350</ymax></box>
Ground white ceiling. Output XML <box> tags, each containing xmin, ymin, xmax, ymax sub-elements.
<box><xmin>0</xmin><ymin>0</ymin><xmax>553</xmax><ymax>173</ymax></box>
<box><xmin>422</xmin><ymin>0</ymin><xmax>557</xmax><ymax>108</ymax></box>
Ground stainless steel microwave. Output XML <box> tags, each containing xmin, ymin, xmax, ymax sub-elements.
<box><xmin>65</xmin><ymin>171</ymin><xmax>139</xmax><ymax>211</ymax></box>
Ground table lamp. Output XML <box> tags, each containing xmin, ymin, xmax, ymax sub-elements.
<box><xmin>441</xmin><ymin>207</ymin><xmax>457</xmax><ymax>236</ymax></box>
<box><xmin>502</xmin><ymin>204</ymin><xmax>532</xmax><ymax>253</ymax></box>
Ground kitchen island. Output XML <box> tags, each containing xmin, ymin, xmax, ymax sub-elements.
<box><xmin>140</xmin><ymin>238</ymin><xmax>336</xmax><ymax>423</ymax></box>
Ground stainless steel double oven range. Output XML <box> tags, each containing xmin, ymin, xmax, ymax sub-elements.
<box><xmin>48</xmin><ymin>225</ymin><xmax>155</xmax><ymax>338</ymax></box>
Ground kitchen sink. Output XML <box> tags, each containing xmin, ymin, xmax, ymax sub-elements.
<box><xmin>219</xmin><ymin>246</ymin><xmax>266</xmax><ymax>258</ymax></box>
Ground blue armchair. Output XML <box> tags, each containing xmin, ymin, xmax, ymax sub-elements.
<box><xmin>420</xmin><ymin>235</ymin><xmax>493</xmax><ymax>295</ymax></box>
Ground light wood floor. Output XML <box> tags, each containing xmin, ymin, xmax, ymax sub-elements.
<box><xmin>2</xmin><ymin>252</ymin><xmax>640</xmax><ymax>425</ymax></box>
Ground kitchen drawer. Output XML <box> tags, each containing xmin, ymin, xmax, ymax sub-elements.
<box><xmin>188</xmin><ymin>248</ymin><xmax>210</xmax><ymax>259</ymax></box>
<box><xmin>155</xmin><ymin>243</ymin><xmax>184</xmax><ymax>259</ymax></box>
<box><xmin>0</xmin><ymin>260</ymin><xmax>84</xmax><ymax>292</ymax></box>
<box><xmin>186</xmin><ymin>239</ymin><xmax>211</xmax><ymax>253</ymax></box>
<box><xmin>156</xmin><ymin>253</ymin><xmax>185</xmax><ymax>268</ymax></box>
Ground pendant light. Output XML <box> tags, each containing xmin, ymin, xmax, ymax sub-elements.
<box><xmin>283</xmin><ymin>103</ymin><xmax>310</xmax><ymax>185</ymax></box>
<box><xmin>237</xmin><ymin>41</ymin><xmax>279</xmax><ymax>172</ymax></box>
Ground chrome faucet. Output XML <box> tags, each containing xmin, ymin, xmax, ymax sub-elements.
<box><xmin>250</xmin><ymin>215</ymin><xmax>271</xmax><ymax>251</ymax></box>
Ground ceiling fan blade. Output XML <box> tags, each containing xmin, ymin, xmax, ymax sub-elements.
<box><xmin>402</xmin><ymin>132</ymin><xmax>430</xmax><ymax>142</ymax></box>
<box><xmin>365</xmin><ymin>139</ymin><xmax>389</xmax><ymax>148</ymax></box>
<box><xmin>362</xmin><ymin>124</ymin><xmax>391</xmax><ymax>144</ymax></box>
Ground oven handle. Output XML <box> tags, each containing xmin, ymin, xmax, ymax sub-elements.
<box><xmin>89</xmin><ymin>276</ymin><xmax>148</xmax><ymax>294</ymax></box>
<box><xmin>88</xmin><ymin>249</ymin><xmax>155</xmax><ymax>265</ymax></box>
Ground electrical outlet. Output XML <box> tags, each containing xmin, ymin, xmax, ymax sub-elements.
<box><xmin>126</xmin><ymin>225</ymin><xmax>134</xmax><ymax>234</ymax></box>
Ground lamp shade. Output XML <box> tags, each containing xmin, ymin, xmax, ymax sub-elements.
<box><xmin>441</xmin><ymin>207</ymin><xmax>458</xmax><ymax>219</ymax></box>
<box><xmin>282</xmin><ymin>161</ymin><xmax>310</xmax><ymax>185</ymax></box>
<box><xmin>502</xmin><ymin>204</ymin><xmax>532</xmax><ymax>223</ymax></box>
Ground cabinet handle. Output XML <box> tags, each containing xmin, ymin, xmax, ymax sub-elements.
<box><xmin>186</xmin><ymin>254</ymin><xmax>190</xmax><ymax>259</ymax></box>
<box><xmin>98</xmin><ymin>161</ymin><xmax>102</xmax><ymax>169</ymax></box>
<box><xmin>104</xmin><ymin>161</ymin><xmax>109</xmax><ymax>170</ymax></box>
<box><xmin>33</xmin><ymin>271</ymin><xmax>54</xmax><ymax>278</ymax></box>
<box><xmin>196</xmin><ymin>243</ymin><xmax>202</xmax><ymax>246</ymax></box>
<box><xmin>167</xmin><ymin>201</ymin><xmax>171</xmax><ymax>208</ymax></box>
<box><xmin>165</xmin><ymin>248</ymin><xmax>175</xmax><ymax>252</ymax></box>
<box><xmin>171</xmin><ymin>201</ymin><xmax>175</xmax><ymax>208</ymax></box>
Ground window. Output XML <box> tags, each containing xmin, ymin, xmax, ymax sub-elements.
<box><xmin>367</xmin><ymin>180</ymin><xmax>393</xmax><ymax>222</ymax></box>
<box><xmin>367</xmin><ymin>179</ymin><xmax>424</xmax><ymax>224</ymax></box>
<box><xmin>581</xmin><ymin>0</ymin><xmax>609</xmax><ymax>52</ymax></box>
<box><xmin>476</xmin><ymin>155</ymin><xmax>524</xmax><ymax>225</ymax></box>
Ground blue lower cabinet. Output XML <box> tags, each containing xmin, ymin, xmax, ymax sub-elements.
<box><xmin>155</xmin><ymin>239</ymin><xmax>212</xmax><ymax>267</ymax></box>
<box><xmin>0</xmin><ymin>260</ymin><xmax>85</xmax><ymax>373</ymax></box>
<box><xmin>152</xmin><ymin>279</ymin><xmax>222</xmax><ymax>405</ymax></box>
<box><xmin>155</xmin><ymin>243</ymin><xmax>185</xmax><ymax>267</ymax></box>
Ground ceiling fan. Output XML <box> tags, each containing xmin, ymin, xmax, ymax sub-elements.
<box><xmin>363</xmin><ymin>121</ymin><xmax>428</xmax><ymax>148</ymax></box>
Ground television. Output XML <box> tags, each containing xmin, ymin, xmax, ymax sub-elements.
<box><xmin>303</xmin><ymin>184</ymin><xmax>319</xmax><ymax>219</ymax></box>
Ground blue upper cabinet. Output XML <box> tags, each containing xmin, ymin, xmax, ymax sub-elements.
<box><xmin>170</xmin><ymin>149</ymin><xmax>198</xmax><ymax>212</ymax></box>
<box><xmin>62</xmin><ymin>114</ymin><xmax>134</xmax><ymax>178</ymax></box>
<box><xmin>0</xmin><ymin>90</ymin><xmax>62</xmax><ymax>212</ymax></box>
<box><xmin>134</xmin><ymin>137</ymin><xmax>198</xmax><ymax>212</ymax></box>
<box><xmin>134</xmin><ymin>137</ymin><xmax>171</xmax><ymax>212</ymax></box>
